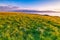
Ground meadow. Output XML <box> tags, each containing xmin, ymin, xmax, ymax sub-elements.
<box><xmin>0</xmin><ymin>12</ymin><xmax>60</xmax><ymax>40</ymax></box>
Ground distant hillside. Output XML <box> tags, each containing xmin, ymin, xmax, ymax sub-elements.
<box><xmin>10</xmin><ymin>10</ymin><xmax>58</xmax><ymax>13</ymax></box>
<box><xmin>0</xmin><ymin>12</ymin><xmax>60</xmax><ymax>40</ymax></box>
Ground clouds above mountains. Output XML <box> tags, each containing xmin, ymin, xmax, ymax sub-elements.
<box><xmin>0</xmin><ymin>5</ymin><xmax>60</xmax><ymax>13</ymax></box>
<box><xmin>0</xmin><ymin>5</ymin><xmax>19</xmax><ymax>11</ymax></box>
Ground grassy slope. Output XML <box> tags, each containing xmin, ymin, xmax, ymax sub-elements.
<box><xmin>0</xmin><ymin>12</ymin><xmax>60</xmax><ymax>40</ymax></box>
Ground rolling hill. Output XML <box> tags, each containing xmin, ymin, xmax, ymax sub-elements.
<box><xmin>0</xmin><ymin>12</ymin><xmax>60</xmax><ymax>40</ymax></box>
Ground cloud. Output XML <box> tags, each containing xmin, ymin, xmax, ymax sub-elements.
<box><xmin>0</xmin><ymin>5</ymin><xmax>20</xmax><ymax>11</ymax></box>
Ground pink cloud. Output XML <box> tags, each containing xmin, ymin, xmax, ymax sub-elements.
<box><xmin>0</xmin><ymin>5</ymin><xmax>19</xmax><ymax>11</ymax></box>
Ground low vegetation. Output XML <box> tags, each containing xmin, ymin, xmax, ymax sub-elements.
<box><xmin>0</xmin><ymin>12</ymin><xmax>60</xmax><ymax>40</ymax></box>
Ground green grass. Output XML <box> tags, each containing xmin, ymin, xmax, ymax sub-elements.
<box><xmin>0</xmin><ymin>12</ymin><xmax>60</xmax><ymax>40</ymax></box>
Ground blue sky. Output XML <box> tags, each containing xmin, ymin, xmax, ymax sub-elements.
<box><xmin>0</xmin><ymin>0</ymin><xmax>60</xmax><ymax>11</ymax></box>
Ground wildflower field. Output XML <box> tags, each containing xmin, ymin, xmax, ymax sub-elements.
<box><xmin>0</xmin><ymin>12</ymin><xmax>60</xmax><ymax>40</ymax></box>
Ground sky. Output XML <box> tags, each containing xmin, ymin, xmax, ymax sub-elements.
<box><xmin>0</xmin><ymin>0</ymin><xmax>60</xmax><ymax>11</ymax></box>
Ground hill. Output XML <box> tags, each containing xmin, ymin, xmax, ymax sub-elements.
<box><xmin>0</xmin><ymin>12</ymin><xmax>60</xmax><ymax>40</ymax></box>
